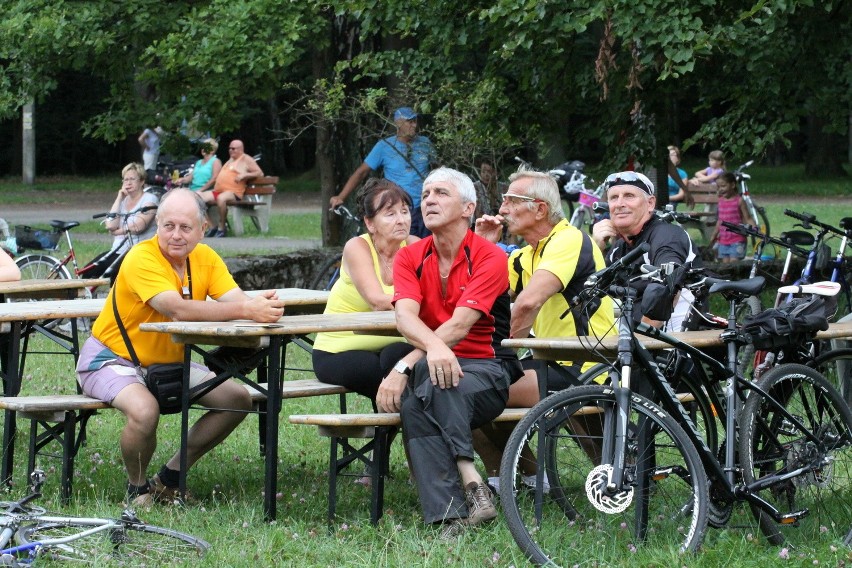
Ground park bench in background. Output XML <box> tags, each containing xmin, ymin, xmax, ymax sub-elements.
<box><xmin>681</xmin><ymin>182</ymin><xmax>719</xmax><ymax>242</ymax></box>
<box><xmin>289</xmin><ymin>408</ymin><xmax>531</xmax><ymax>527</ymax></box>
<box><xmin>226</xmin><ymin>176</ymin><xmax>278</xmax><ymax>236</ymax></box>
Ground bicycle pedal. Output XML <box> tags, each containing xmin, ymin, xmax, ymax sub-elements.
<box><xmin>779</xmin><ymin>508</ymin><xmax>809</xmax><ymax>525</ymax></box>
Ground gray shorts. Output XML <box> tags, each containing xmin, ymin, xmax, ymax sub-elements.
<box><xmin>76</xmin><ymin>336</ymin><xmax>212</xmax><ymax>404</ymax></box>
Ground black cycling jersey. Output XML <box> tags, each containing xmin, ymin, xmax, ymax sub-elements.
<box><xmin>606</xmin><ymin>215</ymin><xmax>700</xmax><ymax>321</ymax></box>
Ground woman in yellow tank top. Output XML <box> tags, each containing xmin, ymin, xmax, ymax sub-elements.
<box><xmin>313</xmin><ymin>179</ymin><xmax>419</xmax><ymax>399</ymax></box>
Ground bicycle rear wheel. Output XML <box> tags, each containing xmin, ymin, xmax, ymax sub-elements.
<box><xmin>15</xmin><ymin>254</ymin><xmax>71</xmax><ymax>280</ymax></box>
<box><xmin>499</xmin><ymin>385</ymin><xmax>708</xmax><ymax>566</ymax></box>
<box><xmin>17</xmin><ymin>517</ymin><xmax>210</xmax><ymax>562</ymax></box>
<box><xmin>739</xmin><ymin>363</ymin><xmax>852</xmax><ymax>548</ymax></box>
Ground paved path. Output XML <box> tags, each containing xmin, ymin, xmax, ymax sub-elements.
<box><xmin>4</xmin><ymin>190</ymin><xmax>325</xmax><ymax>255</ymax></box>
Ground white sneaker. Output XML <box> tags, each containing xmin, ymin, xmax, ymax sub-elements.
<box><xmin>522</xmin><ymin>473</ymin><xmax>550</xmax><ymax>494</ymax></box>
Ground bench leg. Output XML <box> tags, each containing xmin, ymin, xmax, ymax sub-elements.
<box><xmin>255</xmin><ymin>204</ymin><xmax>270</xmax><ymax>234</ymax></box>
<box><xmin>327</xmin><ymin>434</ymin><xmax>339</xmax><ymax>531</ymax></box>
<box><xmin>229</xmin><ymin>208</ymin><xmax>247</xmax><ymax>236</ymax></box>
<box><xmin>26</xmin><ymin>411</ymin><xmax>79</xmax><ymax>503</ymax></box>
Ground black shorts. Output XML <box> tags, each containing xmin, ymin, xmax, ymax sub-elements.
<box><xmin>521</xmin><ymin>359</ymin><xmax>582</xmax><ymax>394</ymax></box>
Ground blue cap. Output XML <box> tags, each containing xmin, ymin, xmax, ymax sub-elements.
<box><xmin>393</xmin><ymin>107</ymin><xmax>417</xmax><ymax>121</ymax></box>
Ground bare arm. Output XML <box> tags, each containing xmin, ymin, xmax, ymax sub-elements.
<box><xmin>137</xmin><ymin>131</ymin><xmax>148</xmax><ymax>149</ymax></box>
<box><xmin>202</xmin><ymin>159</ymin><xmax>222</xmax><ymax>192</ymax></box>
<box><xmin>739</xmin><ymin>199</ymin><xmax>755</xmax><ymax>227</ymax></box>
<box><xmin>331</xmin><ymin>163</ymin><xmax>370</xmax><ymax>208</ymax></box>
<box><xmin>510</xmin><ymin>269</ymin><xmax>564</xmax><ymax>339</ymax></box>
<box><xmin>147</xmin><ymin>288</ymin><xmax>285</xmax><ymax>323</ymax></box>
<box><xmin>0</xmin><ymin>249</ymin><xmax>20</xmax><ymax>282</ymax></box>
<box><xmin>343</xmin><ymin>237</ymin><xmax>393</xmax><ymax>311</ymax></box>
<box><xmin>236</xmin><ymin>156</ymin><xmax>263</xmax><ymax>182</ymax></box>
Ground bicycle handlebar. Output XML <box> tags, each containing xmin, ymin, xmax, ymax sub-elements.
<box><xmin>721</xmin><ymin>221</ymin><xmax>809</xmax><ymax>258</ymax></box>
<box><xmin>784</xmin><ymin>209</ymin><xmax>849</xmax><ymax>238</ymax></box>
<box><xmin>92</xmin><ymin>205</ymin><xmax>158</xmax><ymax>220</ymax></box>
<box><xmin>584</xmin><ymin>243</ymin><xmax>650</xmax><ymax>290</ymax></box>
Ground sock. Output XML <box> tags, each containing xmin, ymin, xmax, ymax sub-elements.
<box><xmin>127</xmin><ymin>481</ymin><xmax>150</xmax><ymax>497</ymax></box>
<box><xmin>157</xmin><ymin>465</ymin><xmax>180</xmax><ymax>488</ymax></box>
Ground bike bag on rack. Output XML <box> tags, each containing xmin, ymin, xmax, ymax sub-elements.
<box><xmin>742</xmin><ymin>294</ymin><xmax>831</xmax><ymax>349</ymax></box>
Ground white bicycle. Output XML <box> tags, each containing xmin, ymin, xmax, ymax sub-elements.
<box><xmin>0</xmin><ymin>470</ymin><xmax>209</xmax><ymax>565</ymax></box>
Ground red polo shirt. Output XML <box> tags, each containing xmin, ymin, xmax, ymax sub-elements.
<box><xmin>393</xmin><ymin>230</ymin><xmax>512</xmax><ymax>359</ymax></box>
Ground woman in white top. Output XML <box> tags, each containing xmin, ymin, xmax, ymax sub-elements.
<box><xmin>103</xmin><ymin>163</ymin><xmax>159</xmax><ymax>254</ymax></box>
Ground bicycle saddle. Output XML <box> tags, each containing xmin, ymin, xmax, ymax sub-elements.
<box><xmin>50</xmin><ymin>220</ymin><xmax>80</xmax><ymax>231</ymax></box>
<box><xmin>706</xmin><ymin>276</ymin><xmax>765</xmax><ymax>298</ymax></box>
<box><xmin>779</xmin><ymin>230</ymin><xmax>814</xmax><ymax>247</ymax></box>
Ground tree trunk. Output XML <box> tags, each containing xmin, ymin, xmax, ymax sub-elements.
<box><xmin>312</xmin><ymin>31</ymin><xmax>340</xmax><ymax>247</ymax></box>
<box><xmin>804</xmin><ymin>115</ymin><xmax>847</xmax><ymax>177</ymax></box>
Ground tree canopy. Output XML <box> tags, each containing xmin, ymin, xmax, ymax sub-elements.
<box><xmin>0</xmin><ymin>1</ymin><xmax>848</xmax><ymax>186</ymax></box>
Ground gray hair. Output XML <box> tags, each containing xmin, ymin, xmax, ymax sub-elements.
<box><xmin>158</xmin><ymin>188</ymin><xmax>207</xmax><ymax>225</ymax></box>
<box><xmin>508</xmin><ymin>170</ymin><xmax>565</xmax><ymax>224</ymax></box>
<box><xmin>423</xmin><ymin>167</ymin><xmax>477</xmax><ymax>205</ymax></box>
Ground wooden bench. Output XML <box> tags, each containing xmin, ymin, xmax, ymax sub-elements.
<box><xmin>225</xmin><ymin>176</ymin><xmax>278</xmax><ymax>236</ymax></box>
<box><xmin>288</xmin><ymin>408</ymin><xmax>531</xmax><ymax>526</ymax></box>
<box><xmin>681</xmin><ymin>182</ymin><xmax>719</xmax><ymax>242</ymax></box>
<box><xmin>0</xmin><ymin>378</ymin><xmax>348</xmax><ymax>502</ymax></box>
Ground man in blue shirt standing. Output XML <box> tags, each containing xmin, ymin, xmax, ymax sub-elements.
<box><xmin>331</xmin><ymin>107</ymin><xmax>435</xmax><ymax>237</ymax></box>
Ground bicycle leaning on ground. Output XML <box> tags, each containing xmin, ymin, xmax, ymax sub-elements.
<box><xmin>499</xmin><ymin>243</ymin><xmax>852</xmax><ymax>567</ymax></box>
<box><xmin>0</xmin><ymin>469</ymin><xmax>209</xmax><ymax>565</ymax></box>
<box><xmin>13</xmin><ymin>205</ymin><xmax>158</xmax><ymax>297</ymax></box>
<box><xmin>310</xmin><ymin>205</ymin><xmax>363</xmax><ymax>291</ymax></box>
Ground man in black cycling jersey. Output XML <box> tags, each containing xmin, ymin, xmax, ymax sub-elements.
<box><xmin>592</xmin><ymin>171</ymin><xmax>699</xmax><ymax>330</ymax></box>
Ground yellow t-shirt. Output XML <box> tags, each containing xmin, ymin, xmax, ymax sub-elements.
<box><xmin>508</xmin><ymin>220</ymin><xmax>615</xmax><ymax>368</ymax></box>
<box><xmin>313</xmin><ymin>234</ymin><xmax>405</xmax><ymax>353</ymax></box>
<box><xmin>91</xmin><ymin>236</ymin><xmax>238</xmax><ymax>366</ymax></box>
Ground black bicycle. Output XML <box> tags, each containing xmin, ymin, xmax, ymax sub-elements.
<box><xmin>500</xmin><ymin>244</ymin><xmax>852</xmax><ymax>566</ymax></box>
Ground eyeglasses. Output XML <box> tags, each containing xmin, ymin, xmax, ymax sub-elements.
<box><xmin>228</xmin><ymin>147</ymin><xmax>239</xmax><ymax>151</ymax></box>
<box><xmin>501</xmin><ymin>192</ymin><xmax>541</xmax><ymax>205</ymax></box>
<box><xmin>122</xmin><ymin>177</ymin><xmax>140</xmax><ymax>183</ymax></box>
<box><xmin>603</xmin><ymin>172</ymin><xmax>654</xmax><ymax>195</ymax></box>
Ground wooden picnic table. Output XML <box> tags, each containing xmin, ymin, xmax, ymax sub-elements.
<box><xmin>139</xmin><ymin>309</ymin><xmax>398</xmax><ymax>521</ymax></box>
<box><xmin>503</xmin><ymin>321</ymin><xmax>852</xmax><ymax>363</ymax></box>
<box><xmin>0</xmin><ymin>278</ymin><xmax>108</xmax><ymax>302</ymax></box>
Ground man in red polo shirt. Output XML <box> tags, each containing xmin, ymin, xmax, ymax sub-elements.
<box><xmin>376</xmin><ymin>167</ymin><xmax>521</xmax><ymax>538</ymax></box>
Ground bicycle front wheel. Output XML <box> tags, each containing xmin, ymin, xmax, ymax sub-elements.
<box><xmin>309</xmin><ymin>255</ymin><xmax>342</xmax><ymax>291</ymax></box>
<box><xmin>739</xmin><ymin>363</ymin><xmax>852</xmax><ymax>548</ymax></box>
<box><xmin>15</xmin><ymin>254</ymin><xmax>71</xmax><ymax>280</ymax></box>
<box><xmin>17</xmin><ymin>518</ymin><xmax>210</xmax><ymax>562</ymax></box>
<box><xmin>499</xmin><ymin>385</ymin><xmax>708</xmax><ymax>566</ymax></box>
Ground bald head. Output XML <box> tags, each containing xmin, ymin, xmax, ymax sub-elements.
<box><xmin>158</xmin><ymin>188</ymin><xmax>207</xmax><ymax>225</ymax></box>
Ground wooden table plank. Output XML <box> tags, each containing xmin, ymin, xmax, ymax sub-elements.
<box><xmin>0</xmin><ymin>278</ymin><xmax>109</xmax><ymax>300</ymax></box>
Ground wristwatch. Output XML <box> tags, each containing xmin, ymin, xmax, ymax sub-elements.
<box><xmin>393</xmin><ymin>360</ymin><xmax>412</xmax><ymax>376</ymax></box>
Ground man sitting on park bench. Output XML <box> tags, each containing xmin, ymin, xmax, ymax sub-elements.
<box><xmin>375</xmin><ymin>167</ymin><xmax>522</xmax><ymax>538</ymax></box>
<box><xmin>76</xmin><ymin>189</ymin><xmax>284</xmax><ymax>508</ymax></box>
<box><xmin>199</xmin><ymin>139</ymin><xmax>263</xmax><ymax>238</ymax></box>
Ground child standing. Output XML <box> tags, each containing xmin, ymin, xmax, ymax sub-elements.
<box><xmin>709</xmin><ymin>172</ymin><xmax>755</xmax><ymax>263</ymax></box>
<box><xmin>689</xmin><ymin>149</ymin><xmax>725</xmax><ymax>187</ymax></box>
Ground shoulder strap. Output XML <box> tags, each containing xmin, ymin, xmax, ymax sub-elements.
<box><xmin>381</xmin><ymin>137</ymin><xmax>428</xmax><ymax>182</ymax></box>
<box><xmin>112</xmin><ymin>289</ymin><xmax>141</xmax><ymax>369</ymax></box>
<box><xmin>112</xmin><ymin>258</ymin><xmax>192</xmax><ymax>369</ymax></box>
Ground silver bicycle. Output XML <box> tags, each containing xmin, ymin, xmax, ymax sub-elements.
<box><xmin>0</xmin><ymin>470</ymin><xmax>209</xmax><ymax>565</ymax></box>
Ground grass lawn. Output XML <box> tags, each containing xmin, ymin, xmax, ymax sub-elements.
<box><xmin>12</xmin><ymin>335</ymin><xmax>852</xmax><ymax>567</ymax></box>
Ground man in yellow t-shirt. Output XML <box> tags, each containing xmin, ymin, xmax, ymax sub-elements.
<box><xmin>474</xmin><ymin>169</ymin><xmax>615</xmax><ymax>490</ymax></box>
<box><xmin>77</xmin><ymin>189</ymin><xmax>284</xmax><ymax>507</ymax></box>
